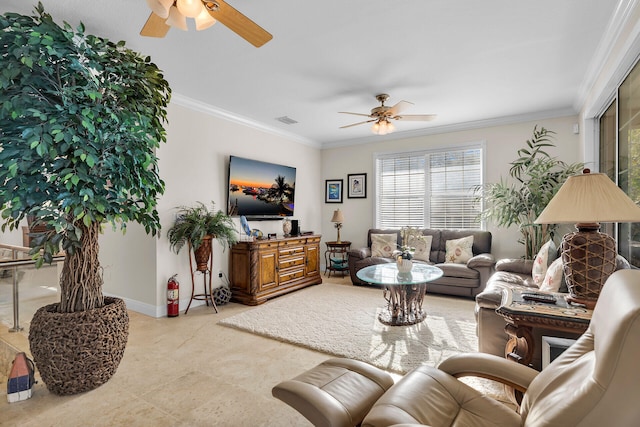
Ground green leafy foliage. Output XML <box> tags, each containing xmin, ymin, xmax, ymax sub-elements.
<box><xmin>0</xmin><ymin>3</ymin><xmax>170</xmax><ymax>252</ymax></box>
<box><xmin>167</xmin><ymin>202</ymin><xmax>238</xmax><ymax>254</ymax></box>
<box><xmin>0</xmin><ymin>4</ymin><xmax>171</xmax><ymax>311</ymax></box>
<box><xmin>477</xmin><ymin>126</ymin><xmax>584</xmax><ymax>259</ymax></box>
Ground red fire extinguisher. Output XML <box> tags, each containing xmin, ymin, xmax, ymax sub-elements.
<box><xmin>167</xmin><ymin>274</ymin><xmax>179</xmax><ymax>317</ymax></box>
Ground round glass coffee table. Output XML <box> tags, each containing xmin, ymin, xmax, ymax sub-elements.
<box><xmin>356</xmin><ymin>263</ymin><xmax>443</xmax><ymax>326</ymax></box>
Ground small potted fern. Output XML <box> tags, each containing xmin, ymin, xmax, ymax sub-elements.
<box><xmin>167</xmin><ymin>202</ymin><xmax>238</xmax><ymax>271</ymax></box>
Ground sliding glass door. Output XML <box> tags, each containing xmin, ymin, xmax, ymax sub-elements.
<box><xmin>599</xmin><ymin>61</ymin><xmax>640</xmax><ymax>267</ymax></box>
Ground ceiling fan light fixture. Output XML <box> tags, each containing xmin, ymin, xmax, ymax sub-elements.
<box><xmin>371</xmin><ymin>121</ymin><xmax>380</xmax><ymax>134</ymax></box>
<box><xmin>166</xmin><ymin>6</ymin><xmax>189</xmax><ymax>31</ymax></box>
<box><xmin>195</xmin><ymin>8</ymin><xmax>216</xmax><ymax>30</ymax></box>
<box><xmin>177</xmin><ymin>0</ymin><xmax>205</xmax><ymax>18</ymax></box>
<box><xmin>145</xmin><ymin>0</ymin><xmax>173</xmax><ymax>19</ymax></box>
<box><xmin>140</xmin><ymin>0</ymin><xmax>272</xmax><ymax>47</ymax></box>
<box><xmin>342</xmin><ymin>94</ymin><xmax>431</xmax><ymax>134</ymax></box>
<box><xmin>386</xmin><ymin>121</ymin><xmax>395</xmax><ymax>133</ymax></box>
<box><xmin>372</xmin><ymin>119</ymin><xmax>395</xmax><ymax>135</ymax></box>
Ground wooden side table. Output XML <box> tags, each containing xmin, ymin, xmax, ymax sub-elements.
<box><xmin>496</xmin><ymin>288</ymin><xmax>591</xmax><ymax>367</ymax></box>
<box><xmin>324</xmin><ymin>241</ymin><xmax>351</xmax><ymax>277</ymax></box>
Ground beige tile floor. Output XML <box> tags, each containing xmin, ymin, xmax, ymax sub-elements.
<box><xmin>1</xmin><ymin>267</ymin><xmax>362</xmax><ymax>427</ymax></box>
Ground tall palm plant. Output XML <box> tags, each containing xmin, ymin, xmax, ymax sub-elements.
<box><xmin>478</xmin><ymin>126</ymin><xmax>584</xmax><ymax>259</ymax></box>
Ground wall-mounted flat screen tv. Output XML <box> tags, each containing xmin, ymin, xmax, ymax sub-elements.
<box><xmin>227</xmin><ymin>155</ymin><xmax>296</xmax><ymax>219</ymax></box>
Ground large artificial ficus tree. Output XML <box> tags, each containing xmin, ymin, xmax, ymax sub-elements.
<box><xmin>0</xmin><ymin>3</ymin><xmax>171</xmax><ymax>312</ymax></box>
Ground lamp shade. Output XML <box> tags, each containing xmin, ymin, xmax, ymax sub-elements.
<box><xmin>331</xmin><ymin>209</ymin><xmax>345</xmax><ymax>223</ymax></box>
<box><xmin>535</xmin><ymin>170</ymin><xmax>640</xmax><ymax>309</ymax></box>
<box><xmin>145</xmin><ymin>0</ymin><xmax>174</xmax><ymax>19</ymax></box>
<box><xmin>535</xmin><ymin>171</ymin><xmax>640</xmax><ymax>224</ymax></box>
<box><xmin>177</xmin><ymin>0</ymin><xmax>204</xmax><ymax>18</ymax></box>
<box><xmin>195</xmin><ymin>8</ymin><xmax>216</xmax><ymax>31</ymax></box>
<box><xmin>166</xmin><ymin>6</ymin><xmax>188</xmax><ymax>31</ymax></box>
<box><xmin>371</xmin><ymin>119</ymin><xmax>395</xmax><ymax>136</ymax></box>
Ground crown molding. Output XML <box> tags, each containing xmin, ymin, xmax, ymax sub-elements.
<box><xmin>169</xmin><ymin>93</ymin><xmax>321</xmax><ymax>149</ymax></box>
<box><xmin>320</xmin><ymin>107</ymin><xmax>577</xmax><ymax>150</ymax></box>
<box><xmin>575</xmin><ymin>0</ymin><xmax>640</xmax><ymax>116</ymax></box>
<box><xmin>170</xmin><ymin>93</ymin><xmax>577</xmax><ymax>151</ymax></box>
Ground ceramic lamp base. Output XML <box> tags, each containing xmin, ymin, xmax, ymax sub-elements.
<box><xmin>561</xmin><ymin>224</ymin><xmax>617</xmax><ymax>308</ymax></box>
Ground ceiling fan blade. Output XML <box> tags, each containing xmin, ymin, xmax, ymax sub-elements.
<box><xmin>394</xmin><ymin>114</ymin><xmax>437</xmax><ymax>121</ymax></box>
<box><xmin>207</xmin><ymin>0</ymin><xmax>273</xmax><ymax>47</ymax></box>
<box><xmin>340</xmin><ymin>119</ymin><xmax>376</xmax><ymax>129</ymax></box>
<box><xmin>389</xmin><ymin>100</ymin><xmax>413</xmax><ymax>116</ymax></box>
<box><xmin>140</xmin><ymin>12</ymin><xmax>171</xmax><ymax>38</ymax></box>
<box><xmin>338</xmin><ymin>111</ymin><xmax>373</xmax><ymax>118</ymax></box>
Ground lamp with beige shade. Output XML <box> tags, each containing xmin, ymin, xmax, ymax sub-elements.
<box><xmin>535</xmin><ymin>169</ymin><xmax>640</xmax><ymax>308</ymax></box>
<box><xmin>331</xmin><ymin>209</ymin><xmax>345</xmax><ymax>243</ymax></box>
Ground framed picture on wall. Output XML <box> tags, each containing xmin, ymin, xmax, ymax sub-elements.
<box><xmin>325</xmin><ymin>179</ymin><xmax>343</xmax><ymax>203</ymax></box>
<box><xmin>347</xmin><ymin>173</ymin><xmax>367</xmax><ymax>198</ymax></box>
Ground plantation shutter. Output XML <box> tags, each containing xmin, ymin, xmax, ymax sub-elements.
<box><xmin>375</xmin><ymin>146</ymin><xmax>483</xmax><ymax>230</ymax></box>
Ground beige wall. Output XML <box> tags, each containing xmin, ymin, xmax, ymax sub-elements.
<box><xmin>5</xmin><ymin>0</ymin><xmax>640</xmax><ymax>314</ymax></box>
<box><xmin>2</xmin><ymin>101</ymin><xmax>324</xmax><ymax>317</ymax></box>
<box><xmin>0</xmin><ymin>224</ymin><xmax>24</xmax><ymax>247</ymax></box>
<box><xmin>1</xmin><ymin>112</ymin><xmax>580</xmax><ymax>316</ymax></box>
<box><xmin>144</xmin><ymin>102</ymin><xmax>322</xmax><ymax>315</ymax></box>
<box><xmin>0</xmin><ymin>111</ymin><xmax>606</xmax><ymax>316</ymax></box>
<box><xmin>100</xmin><ymin>223</ymin><xmax>157</xmax><ymax>311</ymax></box>
<box><xmin>321</xmin><ymin>116</ymin><xmax>582</xmax><ymax>260</ymax></box>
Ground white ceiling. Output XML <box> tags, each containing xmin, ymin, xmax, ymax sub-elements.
<box><xmin>0</xmin><ymin>1</ymin><xmax>623</xmax><ymax>147</ymax></box>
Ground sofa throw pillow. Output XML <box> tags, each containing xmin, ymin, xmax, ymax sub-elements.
<box><xmin>539</xmin><ymin>257</ymin><xmax>565</xmax><ymax>292</ymax></box>
<box><xmin>532</xmin><ymin>240</ymin><xmax>558</xmax><ymax>287</ymax></box>
<box><xmin>445</xmin><ymin>236</ymin><xmax>474</xmax><ymax>264</ymax></box>
<box><xmin>371</xmin><ymin>234</ymin><xmax>397</xmax><ymax>258</ymax></box>
<box><xmin>408</xmin><ymin>234</ymin><xmax>433</xmax><ymax>262</ymax></box>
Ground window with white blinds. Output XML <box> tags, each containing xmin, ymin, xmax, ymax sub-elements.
<box><xmin>375</xmin><ymin>146</ymin><xmax>483</xmax><ymax>230</ymax></box>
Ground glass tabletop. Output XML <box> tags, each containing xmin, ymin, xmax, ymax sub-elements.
<box><xmin>356</xmin><ymin>263</ymin><xmax>443</xmax><ymax>286</ymax></box>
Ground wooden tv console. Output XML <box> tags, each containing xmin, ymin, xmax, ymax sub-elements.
<box><xmin>229</xmin><ymin>234</ymin><xmax>322</xmax><ymax>305</ymax></box>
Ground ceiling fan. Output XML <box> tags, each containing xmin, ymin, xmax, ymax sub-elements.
<box><xmin>339</xmin><ymin>94</ymin><xmax>437</xmax><ymax>135</ymax></box>
<box><xmin>140</xmin><ymin>0</ymin><xmax>272</xmax><ymax>48</ymax></box>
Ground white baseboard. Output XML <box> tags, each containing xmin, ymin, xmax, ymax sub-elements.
<box><xmin>104</xmin><ymin>293</ymin><xmax>208</xmax><ymax>318</ymax></box>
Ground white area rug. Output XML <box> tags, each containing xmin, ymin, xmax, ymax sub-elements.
<box><xmin>219</xmin><ymin>282</ymin><xmax>478</xmax><ymax>375</ymax></box>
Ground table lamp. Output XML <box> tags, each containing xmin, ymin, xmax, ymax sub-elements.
<box><xmin>331</xmin><ymin>209</ymin><xmax>345</xmax><ymax>243</ymax></box>
<box><xmin>535</xmin><ymin>169</ymin><xmax>640</xmax><ymax>308</ymax></box>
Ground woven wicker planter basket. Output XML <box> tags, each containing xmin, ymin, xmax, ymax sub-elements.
<box><xmin>28</xmin><ymin>297</ymin><xmax>129</xmax><ymax>395</ymax></box>
<box><xmin>194</xmin><ymin>235</ymin><xmax>213</xmax><ymax>272</ymax></box>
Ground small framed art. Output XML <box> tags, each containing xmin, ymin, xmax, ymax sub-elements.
<box><xmin>325</xmin><ymin>179</ymin><xmax>343</xmax><ymax>203</ymax></box>
<box><xmin>347</xmin><ymin>173</ymin><xmax>367</xmax><ymax>199</ymax></box>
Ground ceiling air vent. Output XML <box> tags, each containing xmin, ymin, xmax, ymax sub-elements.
<box><xmin>275</xmin><ymin>116</ymin><xmax>298</xmax><ymax>125</ymax></box>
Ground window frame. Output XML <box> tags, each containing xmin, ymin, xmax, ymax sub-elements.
<box><xmin>373</xmin><ymin>141</ymin><xmax>485</xmax><ymax>230</ymax></box>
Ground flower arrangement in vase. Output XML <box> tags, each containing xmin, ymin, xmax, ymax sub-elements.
<box><xmin>393</xmin><ymin>245</ymin><xmax>415</xmax><ymax>273</ymax></box>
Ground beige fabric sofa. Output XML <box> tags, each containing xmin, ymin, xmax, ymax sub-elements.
<box><xmin>348</xmin><ymin>228</ymin><xmax>495</xmax><ymax>298</ymax></box>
